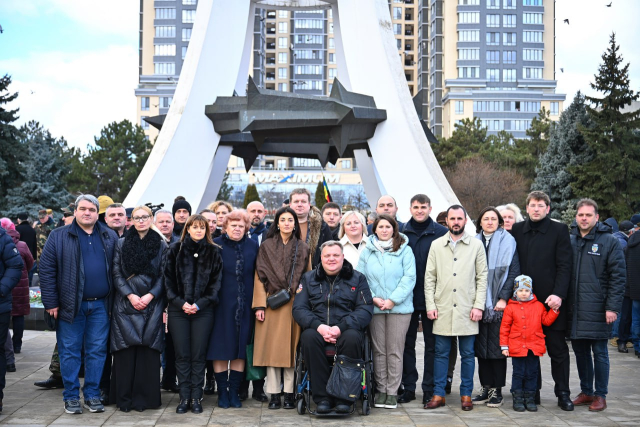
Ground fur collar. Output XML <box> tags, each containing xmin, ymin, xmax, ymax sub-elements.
<box><xmin>314</xmin><ymin>259</ymin><xmax>354</xmax><ymax>281</ymax></box>
<box><xmin>121</xmin><ymin>226</ymin><xmax>163</xmax><ymax>277</ymax></box>
<box><xmin>307</xmin><ymin>206</ymin><xmax>323</xmax><ymax>257</ymax></box>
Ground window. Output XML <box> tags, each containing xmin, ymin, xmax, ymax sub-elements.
<box><xmin>512</xmin><ymin>120</ymin><xmax>531</xmax><ymax>131</ymax></box>
<box><xmin>329</xmin><ymin>53</ymin><xmax>336</xmax><ymax>64</ymax></box>
<box><xmin>277</xmin><ymin>159</ymin><xmax>287</xmax><ymax>170</ymax></box>
<box><xmin>503</xmin><ymin>69</ymin><xmax>516</xmax><ymax>82</ymax></box>
<box><xmin>341</xmin><ymin>159</ymin><xmax>352</xmax><ymax>169</ymax></box>
<box><xmin>458</xmin><ymin>12</ymin><xmax>479</xmax><ymax>24</ymax></box>
<box><xmin>458</xmin><ymin>48</ymin><xmax>479</xmax><ymax>60</ymax></box>
<box><xmin>503</xmin><ymin>15</ymin><xmax>516</xmax><ymax>27</ymax></box>
<box><xmin>155</xmin><ymin>26</ymin><xmax>176</xmax><ymax>38</ymax></box>
<box><xmin>523</xmin><ymin>49</ymin><xmax>543</xmax><ymax>61</ymax></box>
<box><xmin>394</xmin><ymin>24</ymin><xmax>402</xmax><ymax>35</ymax></box>
<box><xmin>182</xmin><ymin>28</ymin><xmax>192</xmax><ymax>41</ymax></box>
<box><xmin>393</xmin><ymin>7</ymin><xmax>403</xmax><ymax>19</ymax></box>
<box><xmin>486</xmin><ymin>68</ymin><xmax>500</xmax><ymax>82</ymax></box>
<box><xmin>160</xmin><ymin>97</ymin><xmax>173</xmax><ymax>108</ymax></box>
<box><xmin>278</xmin><ymin>10</ymin><xmax>288</xmax><ymax>18</ymax></box>
<box><xmin>523</xmin><ymin>13</ymin><xmax>543</xmax><ymax>24</ymax></box>
<box><xmin>278</xmin><ymin>83</ymin><xmax>288</xmax><ymax>92</ymax></box>
<box><xmin>550</xmin><ymin>102</ymin><xmax>559</xmax><ymax>115</ymax></box>
<box><xmin>486</xmin><ymin>32</ymin><xmax>500</xmax><ymax>45</ymax></box>
<box><xmin>278</xmin><ymin>22</ymin><xmax>288</xmax><ymax>33</ymax></box>
<box><xmin>155</xmin><ymin>8</ymin><xmax>176</xmax><ymax>19</ymax></box>
<box><xmin>329</xmin><ymin>23</ymin><xmax>333</xmax><ymax>34</ymax></box>
<box><xmin>329</xmin><ymin>68</ymin><xmax>337</xmax><ymax>79</ymax></box>
<box><xmin>474</xmin><ymin>101</ymin><xmax>504</xmax><ymax>112</ymax></box>
<box><xmin>523</xmin><ymin>0</ymin><xmax>543</xmax><ymax>5</ymax></box>
<box><xmin>294</xmin><ymin>80</ymin><xmax>322</xmax><ymax>90</ymax></box>
<box><xmin>522</xmin><ymin>67</ymin><xmax>543</xmax><ymax>79</ymax></box>
<box><xmin>481</xmin><ymin>119</ymin><xmax>505</xmax><ymax>131</ymax></box>
<box><xmin>183</xmin><ymin>0</ymin><xmax>196</xmax><ymax>4</ymax></box>
<box><xmin>487</xmin><ymin>0</ymin><xmax>500</xmax><ymax>9</ymax></box>
<box><xmin>293</xmin><ymin>50</ymin><xmax>323</xmax><ymax>60</ymax></box>
<box><xmin>396</xmin><ymin>39</ymin><xmax>402</xmax><ymax>49</ymax></box>
<box><xmin>278</xmin><ymin>52</ymin><xmax>287</xmax><ymax>63</ymax></box>
<box><xmin>459</xmin><ymin>0</ymin><xmax>480</xmax><ymax>4</ymax></box>
<box><xmin>294</xmin><ymin>19</ymin><xmax>323</xmax><ymax>29</ymax></box>
<box><xmin>486</xmin><ymin>15</ymin><xmax>500</xmax><ymax>27</ymax></box>
<box><xmin>486</xmin><ymin>50</ymin><xmax>500</xmax><ymax>64</ymax></box>
<box><xmin>295</xmin><ymin>65</ymin><xmax>321</xmax><ymax>75</ymax></box>
<box><xmin>278</xmin><ymin>37</ymin><xmax>287</xmax><ymax>48</ymax></box>
<box><xmin>458</xmin><ymin>30</ymin><xmax>480</xmax><ymax>42</ymax></box>
<box><xmin>181</xmin><ymin>46</ymin><xmax>187</xmax><ymax>59</ymax></box>
<box><xmin>523</xmin><ymin>31</ymin><xmax>543</xmax><ymax>43</ymax></box>
<box><xmin>154</xmin><ymin>44</ymin><xmax>176</xmax><ymax>56</ymax></box>
<box><xmin>455</xmin><ymin>101</ymin><xmax>464</xmax><ymax>114</ymax></box>
<box><xmin>503</xmin><ymin>0</ymin><xmax>516</xmax><ymax>8</ymax></box>
<box><xmin>297</xmin><ymin>35</ymin><xmax>323</xmax><ymax>44</ymax></box>
<box><xmin>457</xmin><ymin>66</ymin><xmax>479</xmax><ymax>78</ymax></box>
<box><xmin>329</xmin><ymin>38</ymin><xmax>335</xmax><ymax>49</ymax></box>
<box><xmin>503</xmin><ymin>32</ymin><xmax>516</xmax><ymax>45</ymax></box>
<box><xmin>141</xmin><ymin>97</ymin><xmax>150</xmax><ymax>111</ymax></box>
<box><xmin>141</xmin><ymin>117</ymin><xmax>149</xmax><ymax>130</ymax></box>
<box><xmin>182</xmin><ymin>10</ymin><xmax>195</xmax><ymax>23</ymax></box>
<box><xmin>154</xmin><ymin>62</ymin><xmax>175</xmax><ymax>75</ymax></box>
<box><xmin>278</xmin><ymin>67</ymin><xmax>287</xmax><ymax>78</ymax></box>
<box><xmin>517</xmin><ymin>101</ymin><xmax>541</xmax><ymax>112</ymax></box>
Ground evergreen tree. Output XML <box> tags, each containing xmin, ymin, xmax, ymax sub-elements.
<box><xmin>315</xmin><ymin>181</ymin><xmax>326</xmax><ymax>209</ymax></box>
<box><xmin>242</xmin><ymin>184</ymin><xmax>261</xmax><ymax>208</ymax></box>
<box><xmin>532</xmin><ymin>92</ymin><xmax>593</xmax><ymax>219</ymax></box>
<box><xmin>216</xmin><ymin>170</ymin><xmax>233</xmax><ymax>201</ymax></box>
<box><xmin>63</xmin><ymin>146</ymin><xmax>94</xmax><ymax>195</ymax></box>
<box><xmin>2</xmin><ymin>121</ymin><xmax>71</xmax><ymax>217</ymax></box>
<box><xmin>571</xmin><ymin>33</ymin><xmax>640</xmax><ymax>219</ymax></box>
<box><xmin>84</xmin><ymin>120</ymin><xmax>152</xmax><ymax>201</ymax></box>
<box><xmin>432</xmin><ymin>118</ymin><xmax>490</xmax><ymax>168</ymax></box>
<box><xmin>0</xmin><ymin>75</ymin><xmax>25</xmax><ymax>204</ymax></box>
<box><xmin>510</xmin><ymin>108</ymin><xmax>552</xmax><ymax>183</ymax></box>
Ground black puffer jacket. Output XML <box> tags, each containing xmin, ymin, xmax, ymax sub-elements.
<box><xmin>625</xmin><ymin>231</ymin><xmax>640</xmax><ymax>301</ymax></box>
<box><xmin>567</xmin><ymin>221</ymin><xmax>626</xmax><ymax>340</ymax></box>
<box><xmin>293</xmin><ymin>260</ymin><xmax>373</xmax><ymax>332</ymax></box>
<box><xmin>110</xmin><ymin>230</ymin><xmax>168</xmax><ymax>353</ymax></box>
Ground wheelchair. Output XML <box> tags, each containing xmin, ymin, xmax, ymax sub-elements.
<box><xmin>294</xmin><ymin>328</ymin><xmax>375</xmax><ymax>416</ymax></box>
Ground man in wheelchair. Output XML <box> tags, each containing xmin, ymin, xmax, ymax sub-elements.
<box><xmin>293</xmin><ymin>241</ymin><xmax>374</xmax><ymax>414</ymax></box>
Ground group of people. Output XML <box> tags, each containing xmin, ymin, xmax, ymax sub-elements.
<box><xmin>0</xmin><ymin>187</ymin><xmax>633</xmax><ymax>418</ymax></box>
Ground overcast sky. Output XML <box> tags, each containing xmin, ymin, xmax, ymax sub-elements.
<box><xmin>0</xmin><ymin>0</ymin><xmax>638</xmax><ymax>150</ymax></box>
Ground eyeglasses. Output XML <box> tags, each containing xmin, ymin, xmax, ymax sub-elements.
<box><xmin>132</xmin><ymin>215</ymin><xmax>151</xmax><ymax>222</ymax></box>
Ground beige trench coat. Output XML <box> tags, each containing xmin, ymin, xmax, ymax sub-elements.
<box><xmin>424</xmin><ymin>232</ymin><xmax>488</xmax><ymax>336</ymax></box>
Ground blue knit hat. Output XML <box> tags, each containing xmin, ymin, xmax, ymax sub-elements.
<box><xmin>513</xmin><ymin>275</ymin><xmax>534</xmax><ymax>301</ymax></box>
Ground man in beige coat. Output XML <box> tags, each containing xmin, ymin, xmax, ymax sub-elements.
<box><xmin>423</xmin><ymin>205</ymin><xmax>488</xmax><ymax>411</ymax></box>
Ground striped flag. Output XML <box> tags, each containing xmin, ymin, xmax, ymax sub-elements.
<box><xmin>322</xmin><ymin>175</ymin><xmax>333</xmax><ymax>203</ymax></box>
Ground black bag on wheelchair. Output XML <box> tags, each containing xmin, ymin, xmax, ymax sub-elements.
<box><xmin>326</xmin><ymin>354</ymin><xmax>364</xmax><ymax>402</ymax></box>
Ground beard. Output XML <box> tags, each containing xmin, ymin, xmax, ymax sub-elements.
<box><xmin>449</xmin><ymin>226</ymin><xmax>464</xmax><ymax>236</ymax></box>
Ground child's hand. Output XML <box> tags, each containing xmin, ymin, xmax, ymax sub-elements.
<box><xmin>502</xmin><ymin>350</ymin><xmax>509</xmax><ymax>357</ymax></box>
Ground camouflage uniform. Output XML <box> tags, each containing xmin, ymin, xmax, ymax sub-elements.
<box><xmin>49</xmin><ymin>344</ymin><xmax>61</xmax><ymax>378</ymax></box>
<box><xmin>34</xmin><ymin>221</ymin><xmax>54</xmax><ymax>263</ymax></box>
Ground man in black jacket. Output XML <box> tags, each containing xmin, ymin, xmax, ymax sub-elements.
<box><xmin>568</xmin><ymin>199</ymin><xmax>625</xmax><ymax>412</ymax></box>
<box><xmin>511</xmin><ymin>191</ymin><xmax>574</xmax><ymax>410</ymax></box>
<box><xmin>15</xmin><ymin>213</ymin><xmax>36</xmax><ymax>262</ymax></box>
<box><xmin>289</xmin><ymin>188</ymin><xmax>334</xmax><ymax>268</ymax></box>
<box><xmin>399</xmin><ymin>194</ymin><xmax>447</xmax><ymax>405</ymax></box>
<box><xmin>293</xmin><ymin>241</ymin><xmax>373</xmax><ymax>414</ymax></box>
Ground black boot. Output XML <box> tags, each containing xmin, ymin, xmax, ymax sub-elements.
<box><xmin>472</xmin><ymin>386</ymin><xmax>490</xmax><ymax>405</ymax></box>
<box><xmin>283</xmin><ymin>393</ymin><xmax>295</xmax><ymax>409</ymax></box>
<box><xmin>252</xmin><ymin>380</ymin><xmax>268</xmax><ymax>402</ymax></box>
<box><xmin>618</xmin><ymin>342</ymin><xmax>629</xmax><ymax>353</ymax></box>
<box><xmin>268</xmin><ymin>393</ymin><xmax>282</xmax><ymax>409</ymax></box>
<box><xmin>487</xmin><ymin>388</ymin><xmax>504</xmax><ymax>408</ymax></box>
<box><xmin>524</xmin><ymin>391</ymin><xmax>538</xmax><ymax>412</ymax></box>
<box><xmin>215</xmin><ymin>372</ymin><xmax>230</xmax><ymax>409</ymax></box>
<box><xmin>512</xmin><ymin>390</ymin><xmax>525</xmax><ymax>412</ymax></box>
<box><xmin>557</xmin><ymin>391</ymin><xmax>574</xmax><ymax>411</ymax></box>
<box><xmin>34</xmin><ymin>375</ymin><xmax>64</xmax><ymax>389</ymax></box>
<box><xmin>176</xmin><ymin>397</ymin><xmax>191</xmax><ymax>414</ymax></box>
<box><xmin>191</xmin><ymin>398</ymin><xmax>203</xmax><ymax>414</ymax></box>
<box><xmin>534</xmin><ymin>389</ymin><xmax>540</xmax><ymax>405</ymax></box>
<box><xmin>204</xmin><ymin>379</ymin><xmax>215</xmax><ymax>395</ymax></box>
<box><xmin>228</xmin><ymin>370</ymin><xmax>243</xmax><ymax>408</ymax></box>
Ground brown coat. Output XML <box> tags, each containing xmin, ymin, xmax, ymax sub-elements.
<box><xmin>252</xmin><ymin>273</ymin><xmax>301</xmax><ymax>368</ymax></box>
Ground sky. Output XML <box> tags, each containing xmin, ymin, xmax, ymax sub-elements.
<box><xmin>0</xmin><ymin>0</ymin><xmax>639</xmax><ymax>150</ymax></box>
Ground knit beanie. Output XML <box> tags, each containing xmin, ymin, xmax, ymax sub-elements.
<box><xmin>513</xmin><ymin>274</ymin><xmax>534</xmax><ymax>301</ymax></box>
<box><xmin>172</xmin><ymin>199</ymin><xmax>192</xmax><ymax>217</ymax></box>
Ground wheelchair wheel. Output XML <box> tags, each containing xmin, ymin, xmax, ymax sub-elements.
<box><xmin>361</xmin><ymin>399</ymin><xmax>370</xmax><ymax>415</ymax></box>
<box><xmin>297</xmin><ymin>397</ymin><xmax>306</xmax><ymax>415</ymax></box>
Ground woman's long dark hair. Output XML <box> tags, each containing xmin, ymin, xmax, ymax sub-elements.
<box><xmin>372</xmin><ymin>214</ymin><xmax>404</xmax><ymax>252</ymax></box>
<box><xmin>180</xmin><ymin>214</ymin><xmax>214</xmax><ymax>244</ymax></box>
<box><xmin>475</xmin><ymin>206</ymin><xmax>504</xmax><ymax>234</ymax></box>
<box><xmin>265</xmin><ymin>207</ymin><xmax>301</xmax><ymax>241</ymax></box>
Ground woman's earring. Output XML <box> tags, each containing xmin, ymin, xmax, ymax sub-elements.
<box><xmin>277</xmin><ymin>226</ymin><xmax>280</xmax><ymax>230</ymax></box>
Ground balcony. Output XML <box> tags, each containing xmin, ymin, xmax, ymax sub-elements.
<box><xmin>405</xmin><ymin>44</ymin><xmax>412</xmax><ymax>51</ymax></box>
<box><xmin>266</xmin><ymin>58</ymin><xmax>276</xmax><ymax>65</ymax></box>
<box><xmin>405</xmin><ymin>14</ymin><xmax>413</xmax><ymax>20</ymax></box>
<box><xmin>267</xmin><ymin>11</ymin><xmax>276</xmax><ymax>19</ymax></box>
<box><xmin>266</xmin><ymin>43</ymin><xmax>275</xmax><ymax>50</ymax></box>
<box><xmin>266</xmin><ymin>28</ymin><xmax>276</xmax><ymax>34</ymax></box>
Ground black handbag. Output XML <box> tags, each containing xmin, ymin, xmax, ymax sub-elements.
<box><xmin>326</xmin><ymin>354</ymin><xmax>364</xmax><ymax>402</ymax></box>
<box><xmin>266</xmin><ymin>241</ymin><xmax>299</xmax><ymax>310</ymax></box>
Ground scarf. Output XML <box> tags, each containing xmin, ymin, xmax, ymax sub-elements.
<box><xmin>121</xmin><ymin>226</ymin><xmax>163</xmax><ymax>277</ymax></box>
<box><xmin>256</xmin><ymin>234</ymin><xmax>310</xmax><ymax>295</ymax></box>
<box><xmin>476</xmin><ymin>227</ymin><xmax>516</xmax><ymax>323</ymax></box>
<box><xmin>223</xmin><ymin>234</ymin><xmax>246</xmax><ymax>334</ymax></box>
<box><xmin>372</xmin><ymin>236</ymin><xmax>393</xmax><ymax>253</ymax></box>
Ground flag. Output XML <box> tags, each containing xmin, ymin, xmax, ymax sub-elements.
<box><xmin>322</xmin><ymin>175</ymin><xmax>333</xmax><ymax>203</ymax></box>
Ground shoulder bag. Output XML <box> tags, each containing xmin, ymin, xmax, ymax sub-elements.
<box><xmin>266</xmin><ymin>240</ymin><xmax>299</xmax><ymax>310</ymax></box>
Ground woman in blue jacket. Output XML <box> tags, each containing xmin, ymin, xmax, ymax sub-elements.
<box><xmin>357</xmin><ymin>214</ymin><xmax>416</xmax><ymax>410</ymax></box>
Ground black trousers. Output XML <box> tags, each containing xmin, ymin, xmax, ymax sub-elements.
<box><xmin>477</xmin><ymin>357</ymin><xmax>507</xmax><ymax>388</ymax></box>
<box><xmin>402</xmin><ymin>310</ymin><xmax>435</xmax><ymax>393</ymax></box>
<box><xmin>110</xmin><ymin>346</ymin><xmax>162</xmax><ymax>410</ymax></box>
<box><xmin>300</xmin><ymin>328</ymin><xmax>363</xmax><ymax>404</ymax></box>
<box><xmin>537</xmin><ymin>328</ymin><xmax>571</xmax><ymax>395</ymax></box>
<box><xmin>618</xmin><ymin>297</ymin><xmax>633</xmax><ymax>343</ymax></box>
<box><xmin>162</xmin><ymin>329</ymin><xmax>177</xmax><ymax>388</ymax></box>
<box><xmin>0</xmin><ymin>312</ymin><xmax>10</xmax><ymax>400</ymax></box>
<box><xmin>100</xmin><ymin>339</ymin><xmax>111</xmax><ymax>391</ymax></box>
<box><xmin>168</xmin><ymin>307</ymin><xmax>214</xmax><ymax>400</ymax></box>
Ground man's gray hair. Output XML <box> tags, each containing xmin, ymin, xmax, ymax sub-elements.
<box><xmin>154</xmin><ymin>209</ymin><xmax>174</xmax><ymax>223</ymax></box>
<box><xmin>320</xmin><ymin>240</ymin><xmax>344</xmax><ymax>253</ymax></box>
<box><xmin>75</xmin><ymin>194</ymin><xmax>100</xmax><ymax>211</ymax></box>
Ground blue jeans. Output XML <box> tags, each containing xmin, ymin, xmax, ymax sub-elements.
<box><xmin>632</xmin><ymin>300</ymin><xmax>640</xmax><ymax>353</ymax></box>
<box><xmin>511</xmin><ymin>351</ymin><xmax>539</xmax><ymax>392</ymax></box>
<box><xmin>57</xmin><ymin>299</ymin><xmax>109</xmax><ymax>402</ymax></box>
<box><xmin>571</xmin><ymin>339</ymin><xmax>609</xmax><ymax>398</ymax></box>
<box><xmin>434</xmin><ymin>335</ymin><xmax>475</xmax><ymax>396</ymax></box>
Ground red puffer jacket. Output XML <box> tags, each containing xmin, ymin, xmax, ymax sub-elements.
<box><xmin>7</xmin><ymin>229</ymin><xmax>34</xmax><ymax>317</ymax></box>
<box><xmin>499</xmin><ymin>295</ymin><xmax>559</xmax><ymax>357</ymax></box>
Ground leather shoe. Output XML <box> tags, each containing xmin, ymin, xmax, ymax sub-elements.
<box><xmin>424</xmin><ymin>395</ymin><xmax>446</xmax><ymax>409</ymax></box>
<box><xmin>618</xmin><ymin>342</ymin><xmax>629</xmax><ymax>353</ymax></box>
<box><xmin>422</xmin><ymin>392</ymin><xmax>433</xmax><ymax>405</ymax></box>
<box><xmin>589</xmin><ymin>396</ymin><xmax>607</xmax><ymax>412</ymax></box>
<box><xmin>268</xmin><ymin>393</ymin><xmax>281</xmax><ymax>409</ymax></box>
<box><xmin>316</xmin><ymin>399</ymin><xmax>332</xmax><ymax>414</ymax></box>
<box><xmin>204</xmin><ymin>379</ymin><xmax>215</xmax><ymax>395</ymax></box>
<box><xmin>398</xmin><ymin>390</ymin><xmax>416</xmax><ymax>403</ymax></box>
<box><xmin>175</xmin><ymin>399</ymin><xmax>190</xmax><ymax>414</ymax></box>
<box><xmin>252</xmin><ymin>390</ymin><xmax>268</xmax><ymax>402</ymax></box>
<box><xmin>119</xmin><ymin>406</ymin><xmax>131</xmax><ymax>413</ymax></box>
<box><xmin>238</xmin><ymin>389</ymin><xmax>249</xmax><ymax>401</ymax></box>
<box><xmin>34</xmin><ymin>376</ymin><xmax>64</xmax><ymax>389</ymax></box>
<box><xmin>283</xmin><ymin>393</ymin><xmax>295</xmax><ymax>409</ymax></box>
<box><xmin>6</xmin><ymin>364</ymin><xmax>15</xmax><ymax>373</ymax></box>
<box><xmin>558</xmin><ymin>392</ymin><xmax>574</xmax><ymax>411</ymax></box>
<box><xmin>191</xmin><ymin>398</ymin><xmax>203</xmax><ymax>414</ymax></box>
<box><xmin>461</xmin><ymin>395</ymin><xmax>473</xmax><ymax>411</ymax></box>
<box><xmin>572</xmin><ymin>392</ymin><xmax>594</xmax><ymax>406</ymax></box>
<box><xmin>99</xmin><ymin>389</ymin><xmax>109</xmax><ymax>406</ymax></box>
<box><xmin>335</xmin><ymin>400</ymin><xmax>350</xmax><ymax>414</ymax></box>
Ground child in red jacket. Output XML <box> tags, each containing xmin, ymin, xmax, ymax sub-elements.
<box><xmin>500</xmin><ymin>275</ymin><xmax>559</xmax><ymax>413</ymax></box>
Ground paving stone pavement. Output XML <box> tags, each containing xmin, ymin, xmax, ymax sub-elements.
<box><xmin>1</xmin><ymin>330</ymin><xmax>639</xmax><ymax>426</ymax></box>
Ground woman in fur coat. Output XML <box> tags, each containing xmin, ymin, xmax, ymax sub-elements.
<box><xmin>164</xmin><ymin>214</ymin><xmax>223</xmax><ymax>414</ymax></box>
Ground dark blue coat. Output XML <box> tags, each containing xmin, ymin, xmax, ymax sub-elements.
<box><xmin>207</xmin><ymin>234</ymin><xmax>258</xmax><ymax>360</ymax></box>
<box><xmin>39</xmin><ymin>220</ymin><xmax>119</xmax><ymax>323</ymax></box>
<box><xmin>402</xmin><ymin>218</ymin><xmax>447</xmax><ymax>311</ymax></box>
<box><xmin>0</xmin><ymin>227</ymin><xmax>24</xmax><ymax>314</ymax></box>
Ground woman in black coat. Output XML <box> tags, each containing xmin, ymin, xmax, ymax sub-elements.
<box><xmin>473</xmin><ymin>207</ymin><xmax>520</xmax><ymax>408</ymax></box>
<box><xmin>110</xmin><ymin>206</ymin><xmax>167</xmax><ymax>412</ymax></box>
<box><xmin>164</xmin><ymin>214</ymin><xmax>223</xmax><ymax>414</ymax></box>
